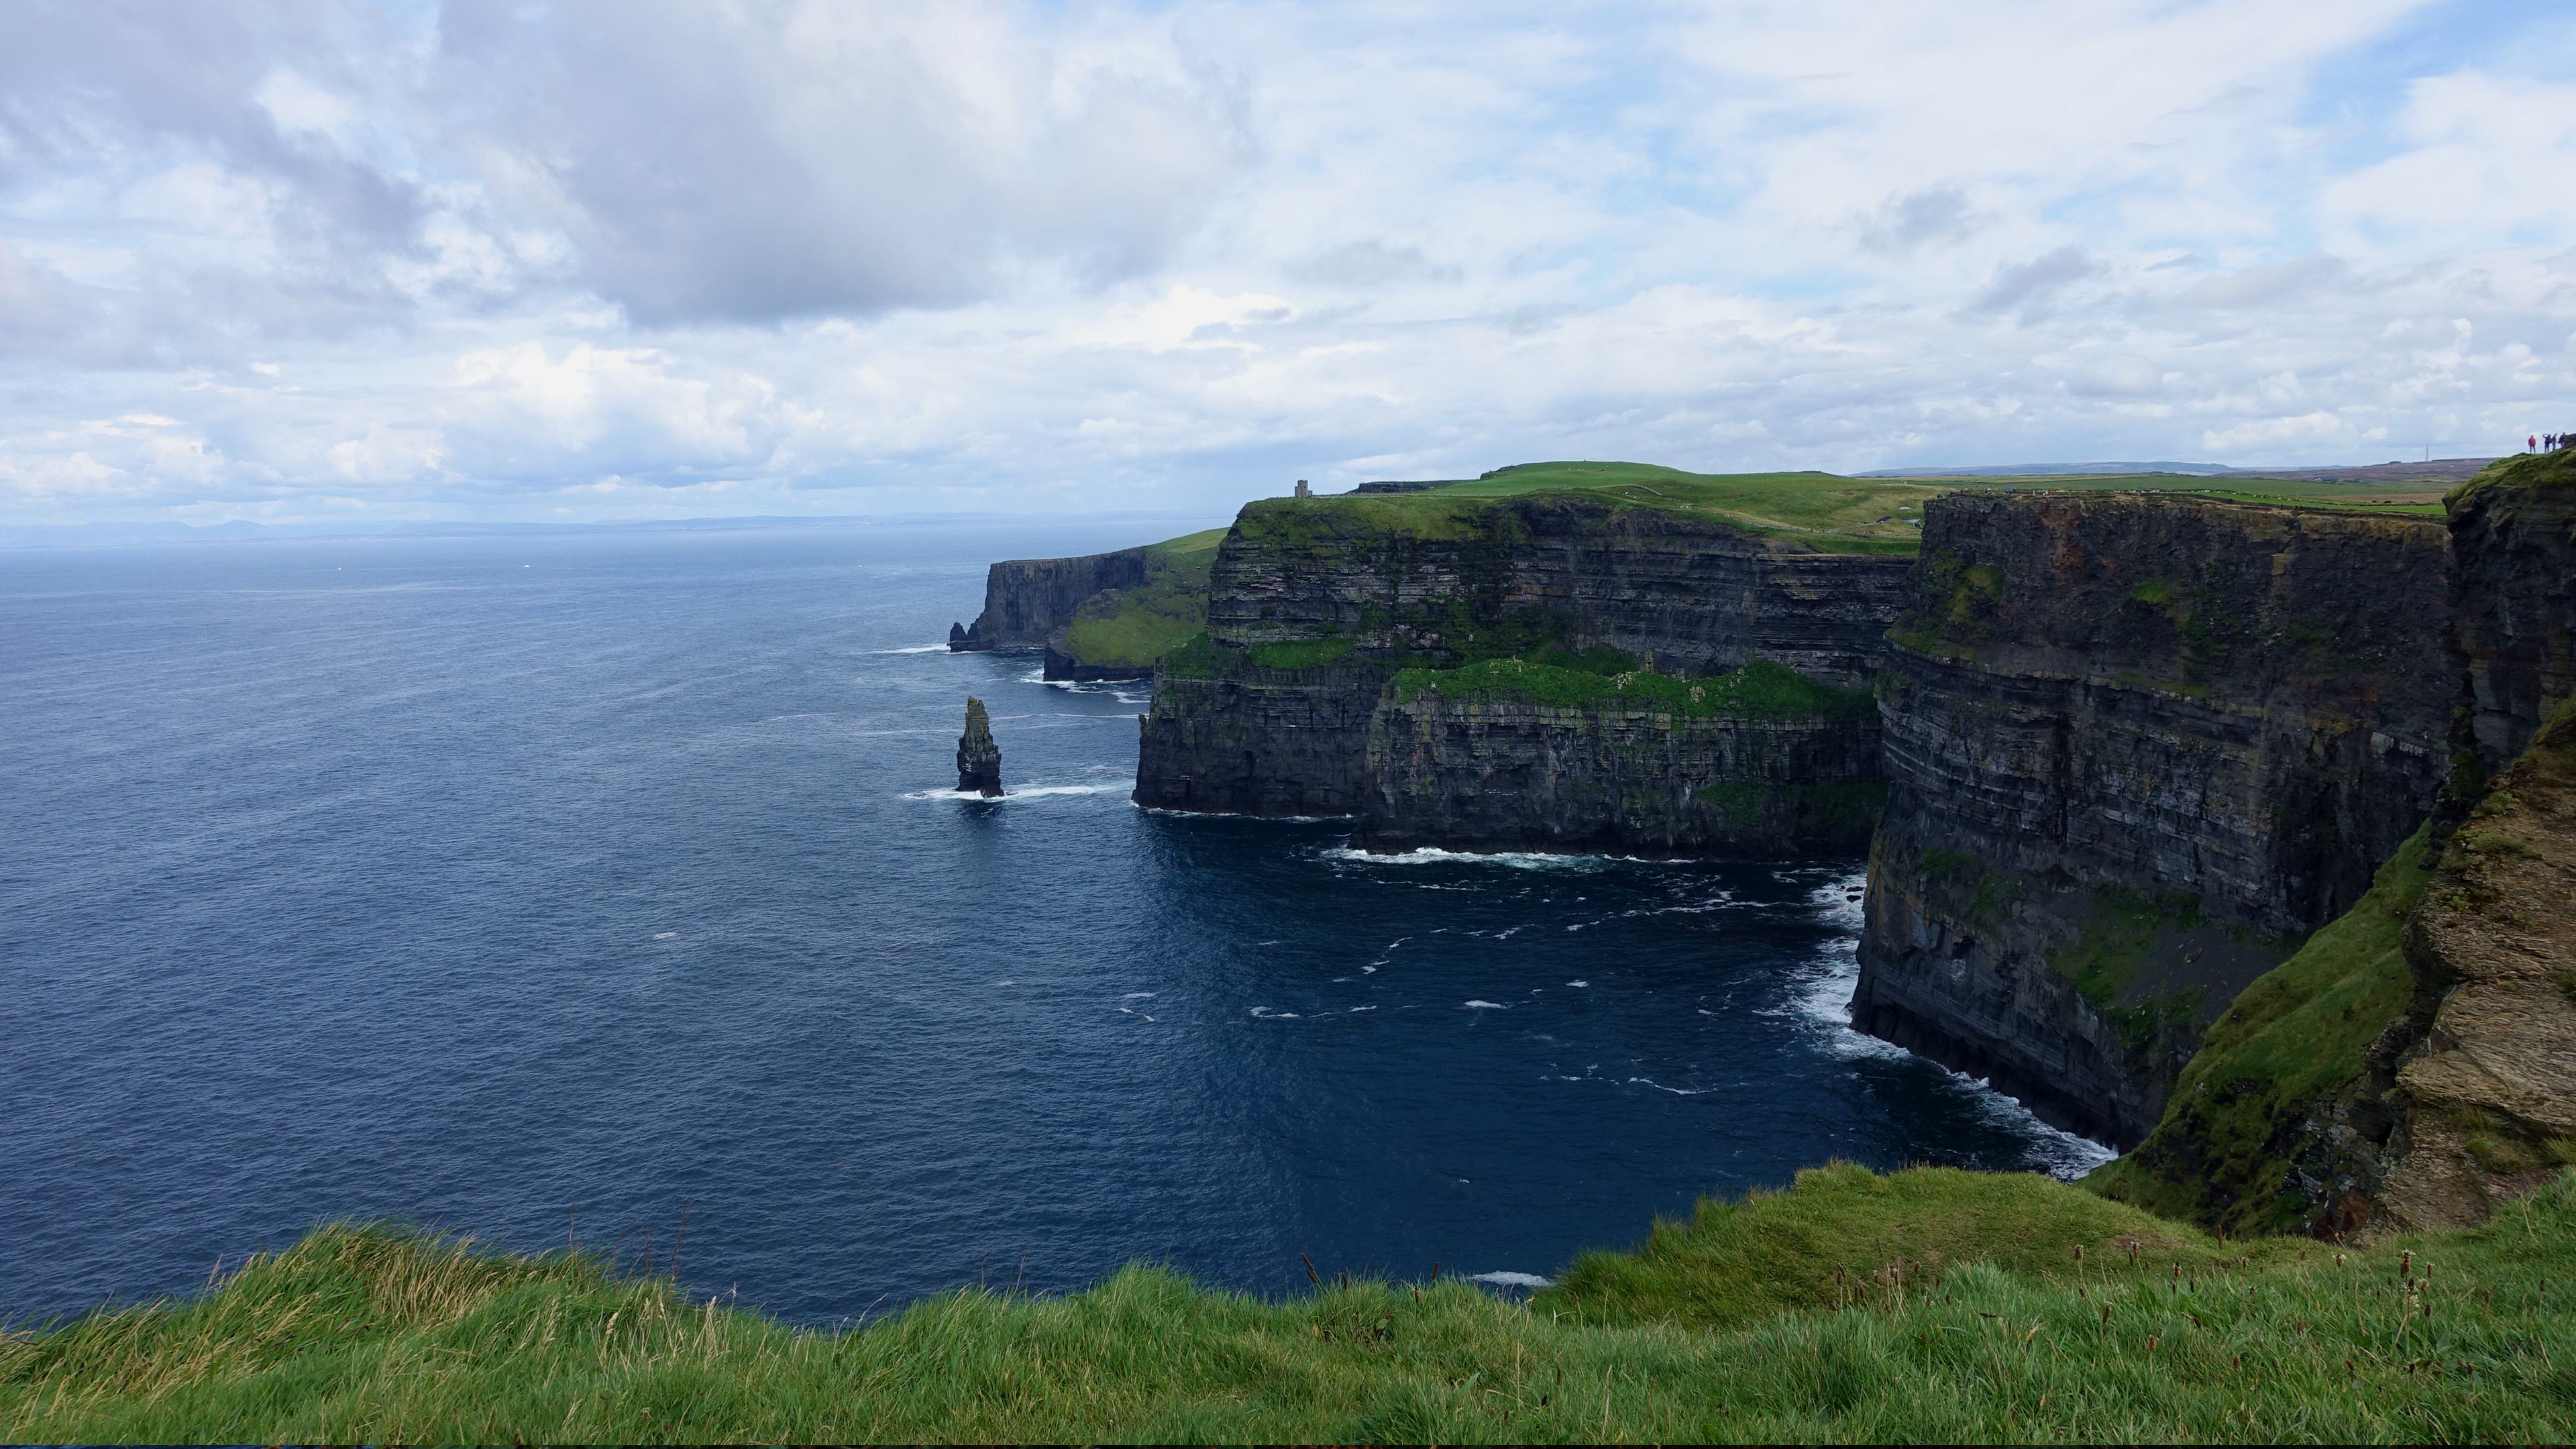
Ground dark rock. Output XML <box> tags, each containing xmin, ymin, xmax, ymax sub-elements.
<box><xmin>2449</xmin><ymin>464</ymin><xmax>2576</xmax><ymax>771</ymax></box>
<box><xmin>1353</xmin><ymin>673</ymin><xmax>1883</xmax><ymax>855</ymax></box>
<box><xmin>1136</xmin><ymin>661</ymin><xmax>1395</xmax><ymax>817</ymax></box>
<box><xmin>956</xmin><ymin>697</ymin><xmax>1003</xmax><ymax>796</ymax></box>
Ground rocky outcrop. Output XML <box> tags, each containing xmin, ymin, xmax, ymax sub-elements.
<box><xmin>956</xmin><ymin>698</ymin><xmax>1002</xmax><ymax>796</ymax></box>
<box><xmin>1855</xmin><ymin>494</ymin><xmax>2459</xmax><ymax>1147</ymax></box>
<box><xmin>2379</xmin><ymin>697</ymin><xmax>2576</xmax><ymax>1228</ymax></box>
<box><xmin>1353</xmin><ymin>661</ymin><xmax>1882</xmax><ymax>855</ymax></box>
<box><xmin>949</xmin><ymin>547</ymin><xmax>1151</xmax><ymax>651</ymax></box>
<box><xmin>1135</xmin><ymin>494</ymin><xmax>1913</xmax><ymax>818</ymax></box>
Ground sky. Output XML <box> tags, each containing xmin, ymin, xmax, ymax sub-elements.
<box><xmin>3</xmin><ymin>0</ymin><xmax>2573</xmax><ymax>526</ymax></box>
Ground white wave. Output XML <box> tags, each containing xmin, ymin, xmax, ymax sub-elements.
<box><xmin>651</xmin><ymin>931</ymin><xmax>677</xmax><ymax>941</ymax></box>
<box><xmin>1348</xmin><ymin>1005</ymin><xmax>1377</xmax><ymax>1012</ymax></box>
<box><xmin>1249</xmin><ymin>1006</ymin><xmax>1301</xmax><ymax>1020</ymax></box>
<box><xmin>1121</xmin><ymin>991</ymin><xmax>1156</xmax><ymax>1000</ymax></box>
<box><xmin>1463</xmin><ymin>1000</ymin><xmax>1509</xmax><ymax>1010</ymax></box>
<box><xmin>1629</xmin><ymin>1075</ymin><xmax>1712</xmax><ymax>1096</ymax></box>
<box><xmin>1565</xmin><ymin>979</ymin><xmax>1587</xmax><ymax>987</ymax></box>
<box><xmin>1471</xmin><ymin>1271</ymin><xmax>1553</xmax><ymax>1289</ymax></box>
<box><xmin>865</xmin><ymin>643</ymin><xmax>950</xmax><ymax>654</ymax></box>
<box><xmin>1137</xmin><ymin>806</ymin><xmax>1354</xmax><ymax>823</ymax></box>
<box><xmin>1324</xmin><ymin>845</ymin><xmax>1609</xmax><ymax>870</ymax></box>
<box><xmin>896</xmin><ymin>780</ymin><xmax>1132</xmax><ymax>802</ymax></box>
<box><xmin>1788</xmin><ymin>867</ymin><xmax>2116</xmax><ymax>1179</ymax></box>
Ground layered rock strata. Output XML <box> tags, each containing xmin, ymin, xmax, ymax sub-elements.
<box><xmin>1854</xmin><ymin>494</ymin><xmax>2459</xmax><ymax>1147</ymax></box>
<box><xmin>1134</xmin><ymin>494</ymin><xmax>1911</xmax><ymax>818</ymax></box>
<box><xmin>1353</xmin><ymin>663</ymin><xmax>1883</xmax><ymax>855</ymax></box>
<box><xmin>949</xmin><ymin>547</ymin><xmax>1150</xmax><ymax>651</ymax></box>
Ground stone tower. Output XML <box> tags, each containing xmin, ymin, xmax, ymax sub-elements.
<box><xmin>956</xmin><ymin>697</ymin><xmax>1003</xmax><ymax>796</ymax></box>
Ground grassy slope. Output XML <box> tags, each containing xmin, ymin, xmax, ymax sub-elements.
<box><xmin>1057</xmin><ymin>527</ymin><xmax>1227</xmax><ymax>667</ymax></box>
<box><xmin>2089</xmin><ymin>828</ymin><xmax>2433</xmax><ymax>1235</ymax></box>
<box><xmin>8</xmin><ymin>1163</ymin><xmax>2574</xmax><ymax>1443</ymax></box>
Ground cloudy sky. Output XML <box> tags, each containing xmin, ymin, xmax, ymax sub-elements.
<box><xmin>4</xmin><ymin>0</ymin><xmax>2572</xmax><ymax>525</ymax></box>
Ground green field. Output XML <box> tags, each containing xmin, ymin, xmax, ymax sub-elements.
<box><xmin>7</xmin><ymin>1163</ymin><xmax>2571</xmax><ymax>1443</ymax></box>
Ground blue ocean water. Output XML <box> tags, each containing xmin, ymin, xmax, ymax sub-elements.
<box><xmin>0</xmin><ymin>523</ymin><xmax>2105</xmax><ymax>1326</ymax></box>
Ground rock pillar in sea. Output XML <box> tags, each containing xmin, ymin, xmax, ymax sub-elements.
<box><xmin>957</xmin><ymin>697</ymin><xmax>1003</xmax><ymax>796</ymax></box>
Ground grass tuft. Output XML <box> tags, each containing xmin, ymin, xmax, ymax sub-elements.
<box><xmin>9</xmin><ymin>1165</ymin><xmax>2576</xmax><ymax>1442</ymax></box>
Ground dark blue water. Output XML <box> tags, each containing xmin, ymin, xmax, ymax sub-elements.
<box><xmin>0</xmin><ymin>524</ymin><xmax>2105</xmax><ymax>1326</ymax></box>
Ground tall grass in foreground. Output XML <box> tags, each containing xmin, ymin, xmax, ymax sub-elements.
<box><xmin>5</xmin><ymin>1164</ymin><xmax>2573</xmax><ymax>1443</ymax></box>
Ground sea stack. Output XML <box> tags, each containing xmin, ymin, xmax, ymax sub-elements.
<box><xmin>956</xmin><ymin>697</ymin><xmax>1003</xmax><ymax>796</ymax></box>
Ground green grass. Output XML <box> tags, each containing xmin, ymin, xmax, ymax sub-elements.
<box><xmin>1389</xmin><ymin>657</ymin><xmax>1876</xmax><ymax>722</ymax></box>
<box><xmin>2448</xmin><ymin>446</ymin><xmax>2576</xmax><ymax>506</ymax></box>
<box><xmin>10</xmin><ymin>1163</ymin><xmax>2576</xmax><ymax>1442</ymax></box>
<box><xmin>1058</xmin><ymin>527</ymin><xmax>1229</xmax><ymax>669</ymax></box>
<box><xmin>2091</xmin><ymin>826</ymin><xmax>2434</xmax><ymax>1236</ymax></box>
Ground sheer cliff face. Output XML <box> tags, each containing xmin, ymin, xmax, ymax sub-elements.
<box><xmin>2449</xmin><ymin>470</ymin><xmax>2576</xmax><ymax>770</ymax></box>
<box><xmin>1134</xmin><ymin>496</ymin><xmax>1911</xmax><ymax>818</ymax></box>
<box><xmin>1354</xmin><ymin>691</ymin><xmax>1882</xmax><ymax>855</ymax></box>
<box><xmin>1133</xmin><ymin>663</ymin><xmax>1393</xmax><ymax>817</ymax></box>
<box><xmin>951</xmin><ymin>547</ymin><xmax>1150</xmax><ymax>651</ymax></box>
<box><xmin>1855</xmin><ymin>495</ymin><xmax>2459</xmax><ymax>1148</ymax></box>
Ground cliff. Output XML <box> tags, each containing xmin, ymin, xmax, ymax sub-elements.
<box><xmin>1353</xmin><ymin>659</ymin><xmax>1883</xmax><ymax>855</ymax></box>
<box><xmin>1135</xmin><ymin>493</ymin><xmax>1913</xmax><ymax>820</ymax></box>
<box><xmin>949</xmin><ymin>547</ymin><xmax>1151</xmax><ymax>651</ymax></box>
<box><xmin>2100</xmin><ymin>453</ymin><xmax>2576</xmax><ymax>1234</ymax></box>
<box><xmin>1854</xmin><ymin>494</ymin><xmax>2458</xmax><ymax>1147</ymax></box>
<box><xmin>2447</xmin><ymin>454</ymin><xmax>2576</xmax><ymax>770</ymax></box>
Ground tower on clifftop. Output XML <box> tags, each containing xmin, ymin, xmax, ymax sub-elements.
<box><xmin>1294</xmin><ymin>478</ymin><xmax>1311</xmax><ymax>498</ymax></box>
<box><xmin>956</xmin><ymin>697</ymin><xmax>1003</xmax><ymax>796</ymax></box>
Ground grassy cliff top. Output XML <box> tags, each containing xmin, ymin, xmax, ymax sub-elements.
<box><xmin>1285</xmin><ymin>461</ymin><xmax>2454</xmax><ymax>553</ymax></box>
<box><xmin>2449</xmin><ymin>445</ymin><xmax>2576</xmax><ymax>506</ymax></box>
<box><xmin>1052</xmin><ymin>462</ymin><xmax>2455</xmax><ymax>672</ymax></box>
<box><xmin>7</xmin><ymin>1162</ymin><xmax>2573</xmax><ymax>1442</ymax></box>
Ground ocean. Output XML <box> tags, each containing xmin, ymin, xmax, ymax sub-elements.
<box><xmin>0</xmin><ymin>522</ymin><xmax>2106</xmax><ymax>1326</ymax></box>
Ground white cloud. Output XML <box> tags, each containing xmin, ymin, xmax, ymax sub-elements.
<box><xmin>1</xmin><ymin>0</ymin><xmax>2572</xmax><ymax>524</ymax></box>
